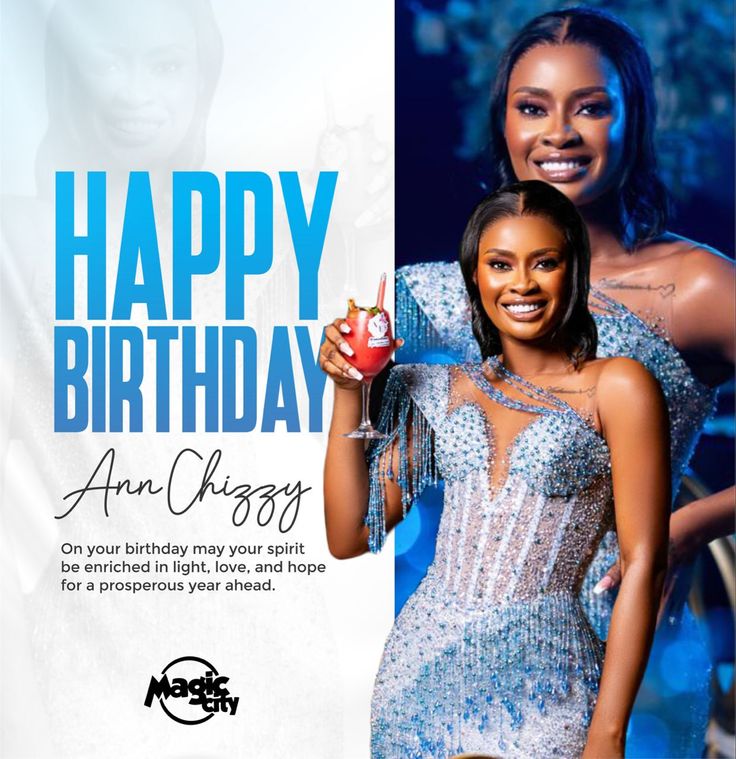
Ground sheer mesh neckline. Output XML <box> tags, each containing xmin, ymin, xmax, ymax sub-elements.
<box><xmin>450</xmin><ymin>359</ymin><xmax>608</xmax><ymax>497</ymax></box>
<box><xmin>589</xmin><ymin>286</ymin><xmax>712</xmax><ymax>396</ymax></box>
<box><xmin>474</xmin><ymin>357</ymin><xmax>606</xmax><ymax>442</ymax></box>
<box><xmin>589</xmin><ymin>285</ymin><xmax>669</xmax><ymax>335</ymax></box>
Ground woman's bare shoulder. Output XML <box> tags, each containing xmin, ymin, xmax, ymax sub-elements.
<box><xmin>590</xmin><ymin>358</ymin><xmax>665</xmax><ymax>430</ymax></box>
<box><xmin>639</xmin><ymin>232</ymin><xmax>731</xmax><ymax>269</ymax></box>
<box><xmin>570</xmin><ymin>356</ymin><xmax>654</xmax><ymax>400</ymax></box>
<box><xmin>584</xmin><ymin>356</ymin><xmax>659</xmax><ymax>396</ymax></box>
<box><xmin>628</xmin><ymin>234</ymin><xmax>732</xmax><ymax>309</ymax></box>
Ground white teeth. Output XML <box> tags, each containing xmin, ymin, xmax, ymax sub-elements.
<box><xmin>540</xmin><ymin>160</ymin><xmax>583</xmax><ymax>172</ymax></box>
<box><xmin>505</xmin><ymin>303</ymin><xmax>543</xmax><ymax>314</ymax></box>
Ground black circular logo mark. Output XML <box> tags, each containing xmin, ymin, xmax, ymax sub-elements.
<box><xmin>144</xmin><ymin>655</ymin><xmax>239</xmax><ymax>725</ymax></box>
<box><xmin>160</xmin><ymin>656</ymin><xmax>218</xmax><ymax>725</ymax></box>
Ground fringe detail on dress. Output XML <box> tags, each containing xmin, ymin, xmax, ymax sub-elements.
<box><xmin>371</xmin><ymin>593</ymin><xmax>604</xmax><ymax>758</ymax></box>
<box><xmin>395</xmin><ymin>264</ymin><xmax>481</xmax><ymax>362</ymax></box>
<box><xmin>395</xmin><ymin>271</ymin><xmax>446</xmax><ymax>362</ymax></box>
<box><xmin>366</xmin><ymin>369</ymin><xmax>438</xmax><ymax>553</ymax></box>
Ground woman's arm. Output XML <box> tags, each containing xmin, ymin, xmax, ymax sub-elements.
<box><xmin>670</xmin><ymin>246</ymin><xmax>735</xmax><ymax>547</ymax></box>
<box><xmin>582</xmin><ymin>358</ymin><xmax>670</xmax><ymax>758</ymax></box>
<box><xmin>593</xmin><ymin>486</ymin><xmax>735</xmax><ymax>607</ymax></box>
<box><xmin>673</xmin><ymin>246</ymin><xmax>734</xmax><ymax>384</ymax></box>
<box><xmin>669</xmin><ymin>487</ymin><xmax>735</xmax><ymax>559</ymax></box>
<box><xmin>320</xmin><ymin>319</ymin><xmax>404</xmax><ymax>559</ymax></box>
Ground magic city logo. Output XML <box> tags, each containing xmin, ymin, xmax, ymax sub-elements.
<box><xmin>144</xmin><ymin>656</ymin><xmax>239</xmax><ymax>724</ymax></box>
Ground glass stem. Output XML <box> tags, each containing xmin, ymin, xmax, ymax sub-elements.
<box><xmin>360</xmin><ymin>379</ymin><xmax>373</xmax><ymax>430</ymax></box>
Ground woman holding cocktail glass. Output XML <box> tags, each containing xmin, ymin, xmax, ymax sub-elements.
<box><xmin>322</xmin><ymin>180</ymin><xmax>670</xmax><ymax>758</ymax></box>
<box><xmin>396</xmin><ymin>8</ymin><xmax>734</xmax><ymax>755</ymax></box>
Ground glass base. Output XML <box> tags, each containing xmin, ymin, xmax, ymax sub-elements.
<box><xmin>342</xmin><ymin>424</ymin><xmax>387</xmax><ymax>440</ymax></box>
<box><xmin>342</xmin><ymin>378</ymin><xmax>387</xmax><ymax>439</ymax></box>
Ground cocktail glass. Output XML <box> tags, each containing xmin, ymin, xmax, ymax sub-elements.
<box><xmin>343</xmin><ymin>274</ymin><xmax>393</xmax><ymax>440</ymax></box>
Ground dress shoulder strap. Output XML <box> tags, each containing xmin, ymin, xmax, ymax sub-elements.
<box><xmin>481</xmin><ymin>357</ymin><xmax>605</xmax><ymax>437</ymax></box>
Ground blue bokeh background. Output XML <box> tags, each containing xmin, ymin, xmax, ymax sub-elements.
<box><xmin>394</xmin><ymin>2</ymin><xmax>734</xmax><ymax>755</ymax></box>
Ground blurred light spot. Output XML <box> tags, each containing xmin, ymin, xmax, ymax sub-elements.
<box><xmin>446</xmin><ymin>1</ymin><xmax>475</xmax><ymax>21</ymax></box>
<box><xmin>413</xmin><ymin>13</ymin><xmax>448</xmax><ymax>56</ymax></box>
<box><xmin>717</xmin><ymin>663</ymin><xmax>734</xmax><ymax>692</ymax></box>
<box><xmin>659</xmin><ymin>641</ymin><xmax>709</xmax><ymax>692</ymax></box>
<box><xmin>626</xmin><ymin>714</ymin><xmax>670</xmax><ymax>758</ymax></box>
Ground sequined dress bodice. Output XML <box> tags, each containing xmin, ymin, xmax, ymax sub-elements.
<box><xmin>368</xmin><ymin>360</ymin><xmax>613</xmax><ymax>758</ymax></box>
<box><xmin>395</xmin><ymin>262</ymin><xmax>716</xmax><ymax>634</ymax></box>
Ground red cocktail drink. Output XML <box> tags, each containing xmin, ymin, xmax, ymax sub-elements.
<box><xmin>343</xmin><ymin>274</ymin><xmax>393</xmax><ymax>439</ymax></box>
<box><xmin>344</xmin><ymin>300</ymin><xmax>393</xmax><ymax>379</ymax></box>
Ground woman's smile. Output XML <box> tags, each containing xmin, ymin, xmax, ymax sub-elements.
<box><xmin>500</xmin><ymin>298</ymin><xmax>548</xmax><ymax>320</ymax></box>
<box><xmin>532</xmin><ymin>151</ymin><xmax>593</xmax><ymax>182</ymax></box>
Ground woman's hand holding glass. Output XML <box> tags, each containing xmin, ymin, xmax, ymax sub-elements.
<box><xmin>320</xmin><ymin>275</ymin><xmax>403</xmax><ymax>439</ymax></box>
<box><xmin>319</xmin><ymin>318</ymin><xmax>369</xmax><ymax>391</ymax></box>
<box><xmin>319</xmin><ymin>318</ymin><xmax>403</xmax><ymax>385</ymax></box>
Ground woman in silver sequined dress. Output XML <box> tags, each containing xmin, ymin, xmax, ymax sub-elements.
<box><xmin>321</xmin><ymin>181</ymin><xmax>670</xmax><ymax>758</ymax></box>
<box><xmin>395</xmin><ymin>9</ymin><xmax>734</xmax><ymax>756</ymax></box>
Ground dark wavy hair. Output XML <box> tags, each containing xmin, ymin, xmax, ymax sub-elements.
<box><xmin>459</xmin><ymin>180</ymin><xmax>597</xmax><ymax>366</ymax></box>
<box><xmin>488</xmin><ymin>6</ymin><xmax>669</xmax><ymax>248</ymax></box>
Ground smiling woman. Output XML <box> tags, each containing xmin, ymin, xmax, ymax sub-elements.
<box><xmin>36</xmin><ymin>0</ymin><xmax>223</xmax><ymax>192</ymax></box>
<box><xmin>459</xmin><ymin>179</ymin><xmax>596</xmax><ymax>366</ymax></box>
<box><xmin>479</xmin><ymin>218</ymin><xmax>568</xmax><ymax>329</ymax></box>
<box><xmin>505</xmin><ymin>45</ymin><xmax>625</xmax><ymax>206</ymax></box>
<box><xmin>488</xmin><ymin>8</ymin><xmax>667</xmax><ymax>245</ymax></box>
<box><xmin>322</xmin><ymin>181</ymin><xmax>671</xmax><ymax>758</ymax></box>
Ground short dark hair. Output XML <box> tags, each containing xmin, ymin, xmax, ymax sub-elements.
<box><xmin>489</xmin><ymin>6</ymin><xmax>669</xmax><ymax>248</ymax></box>
<box><xmin>459</xmin><ymin>180</ymin><xmax>597</xmax><ymax>366</ymax></box>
